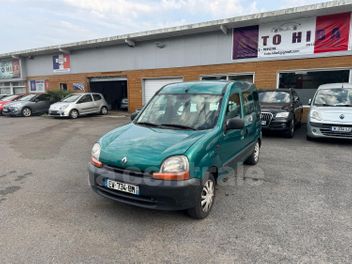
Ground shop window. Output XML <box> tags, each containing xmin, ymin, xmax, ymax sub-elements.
<box><xmin>201</xmin><ymin>74</ymin><xmax>254</xmax><ymax>83</ymax></box>
<box><xmin>279</xmin><ymin>70</ymin><xmax>350</xmax><ymax>104</ymax></box>
<box><xmin>60</xmin><ymin>83</ymin><xmax>68</xmax><ymax>91</ymax></box>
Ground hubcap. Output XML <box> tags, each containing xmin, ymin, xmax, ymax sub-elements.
<box><xmin>102</xmin><ymin>107</ymin><xmax>107</xmax><ymax>114</ymax></box>
<box><xmin>71</xmin><ymin>111</ymin><xmax>78</xmax><ymax>118</ymax></box>
<box><xmin>254</xmin><ymin>142</ymin><xmax>260</xmax><ymax>162</ymax></box>
<box><xmin>201</xmin><ymin>180</ymin><xmax>215</xmax><ymax>213</ymax></box>
<box><xmin>23</xmin><ymin>108</ymin><xmax>31</xmax><ymax>117</ymax></box>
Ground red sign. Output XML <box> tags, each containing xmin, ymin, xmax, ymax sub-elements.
<box><xmin>314</xmin><ymin>13</ymin><xmax>351</xmax><ymax>53</ymax></box>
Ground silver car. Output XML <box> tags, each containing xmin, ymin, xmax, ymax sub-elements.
<box><xmin>49</xmin><ymin>93</ymin><xmax>109</xmax><ymax>119</ymax></box>
<box><xmin>307</xmin><ymin>83</ymin><xmax>352</xmax><ymax>140</ymax></box>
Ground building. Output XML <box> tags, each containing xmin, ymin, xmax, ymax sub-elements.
<box><xmin>0</xmin><ymin>1</ymin><xmax>351</xmax><ymax>118</ymax></box>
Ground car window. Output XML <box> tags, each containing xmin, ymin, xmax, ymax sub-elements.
<box><xmin>226</xmin><ymin>92</ymin><xmax>241</xmax><ymax>120</ymax></box>
<box><xmin>36</xmin><ymin>94</ymin><xmax>50</xmax><ymax>101</ymax></box>
<box><xmin>93</xmin><ymin>94</ymin><xmax>102</xmax><ymax>101</ymax></box>
<box><xmin>78</xmin><ymin>94</ymin><xmax>93</xmax><ymax>103</ymax></box>
<box><xmin>242</xmin><ymin>92</ymin><xmax>255</xmax><ymax>116</ymax></box>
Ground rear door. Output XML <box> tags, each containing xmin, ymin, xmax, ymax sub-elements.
<box><xmin>33</xmin><ymin>94</ymin><xmax>51</xmax><ymax>114</ymax></box>
<box><xmin>76</xmin><ymin>94</ymin><xmax>94</xmax><ymax>114</ymax></box>
<box><xmin>92</xmin><ymin>94</ymin><xmax>103</xmax><ymax>113</ymax></box>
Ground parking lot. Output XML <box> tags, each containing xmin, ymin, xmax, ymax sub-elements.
<box><xmin>0</xmin><ymin>115</ymin><xmax>351</xmax><ymax>263</ymax></box>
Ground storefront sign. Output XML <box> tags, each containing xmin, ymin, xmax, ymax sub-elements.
<box><xmin>53</xmin><ymin>54</ymin><xmax>71</xmax><ymax>73</ymax></box>
<box><xmin>0</xmin><ymin>59</ymin><xmax>21</xmax><ymax>79</ymax></box>
<box><xmin>29</xmin><ymin>80</ymin><xmax>48</xmax><ymax>93</ymax></box>
<box><xmin>233</xmin><ymin>12</ymin><xmax>352</xmax><ymax>60</ymax></box>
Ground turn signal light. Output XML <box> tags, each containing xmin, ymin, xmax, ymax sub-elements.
<box><xmin>91</xmin><ymin>157</ymin><xmax>103</xmax><ymax>168</ymax></box>
<box><xmin>152</xmin><ymin>171</ymin><xmax>190</xmax><ymax>181</ymax></box>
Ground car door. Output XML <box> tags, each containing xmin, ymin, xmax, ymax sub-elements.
<box><xmin>292</xmin><ymin>90</ymin><xmax>303</xmax><ymax>124</ymax></box>
<box><xmin>92</xmin><ymin>94</ymin><xmax>103</xmax><ymax>113</ymax></box>
<box><xmin>242</xmin><ymin>90</ymin><xmax>259</xmax><ymax>147</ymax></box>
<box><xmin>33</xmin><ymin>94</ymin><xmax>50</xmax><ymax>114</ymax></box>
<box><xmin>218</xmin><ymin>88</ymin><xmax>246</xmax><ymax>168</ymax></box>
<box><xmin>76</xmin><ymin>94</ymin><xmax>94</xmax><ymax>114</ymax></box>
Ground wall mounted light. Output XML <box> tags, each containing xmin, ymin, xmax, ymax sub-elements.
<box><xmin>125</xmin><ymin>39</ymin><xmax>136</xmax><ymax>48</ymax></box>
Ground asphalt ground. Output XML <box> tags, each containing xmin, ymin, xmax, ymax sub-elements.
<box><xmin>0</xmin><ymin>114</ymin><xmax>351</xmax><ymax>263</ymax></box>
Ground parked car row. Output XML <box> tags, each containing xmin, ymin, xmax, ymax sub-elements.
<box><xmin>0</xmin><ymin>92</ymin><xmax>109</xmax><ymax>119</ymax></box>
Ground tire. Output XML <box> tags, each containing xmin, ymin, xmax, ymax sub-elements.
<box><xmin>285</xmin><ymin>119</ymin><xmax>295</xmax><ymax>138</ymax></box>
<box><xmin>100</xmin><ymin>106</ymin><xmax>108</xmax><ymax>115</ymax></box>
<box><xmin>245</xmin><ymin>141</ymin><xmax>260</xmax><ymax>165</ymax></box>
<box><xmin>69</xmin><ymin>109</ymin><xmax>79</xmax><ymax>119</ymax></box>
<box><xmin>22</xmin><ymin>107</ymin><xmax>32</xmax><ymax>117</ymax></box>
<box><xmin>187</xmin><ymin>174</ymin><xmax>216</xmax><ymax>220</ymax></box>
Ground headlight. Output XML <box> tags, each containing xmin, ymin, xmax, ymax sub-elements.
<box><xmin>91</xmin><ymin>143</ymin><xmax>101</xmax><ymax>160</ymax></box>
<box><xmin>59</xmin><ymin>104</ymin><xmax>69</xmax><ymax>110</ymax></box>
<box><xmin>310</xmin><ymin>111</ymin><xmax>321</xmax><ymax>121</ymax></box>
<box><xmin>153</xmin><ymin>155</ymin><xmax>189</xmax><ymax>181</ymax></box>
<box><xmin>275</xmin><ymin>112</ymin><xmax>290</xmax><ymax>118</ymax></box>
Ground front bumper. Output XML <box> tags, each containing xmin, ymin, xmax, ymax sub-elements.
<box><xmin>48</xmin><ymin>109</ymin><xmax>69</xmax><ymax>117</ymax></box>
<box><xmin>88</xmin><ymin>163</ymin><xmax>201</xmax><ymax>211</ymax></box>
<box><xmin>262</xmin><ymin>119</ymin><xmax>291</xmax><ymax>132</ymax></box>
<box><xmin>307</xmin><ymin>122</ymin><xmax>352</xmax><ymax>139</ymax></box>
<box><xmin>2</xmin><ymin>107</ymin><xmax>22</xmax><ymax>116</ymax></box>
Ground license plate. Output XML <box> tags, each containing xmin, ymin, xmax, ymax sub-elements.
<box><xmin>331</xmin><ymin>126</ymin><xmax>352</xmax><ymax>133</ymax></box>
<box><xmin>105</xmin><ymin>179</ymin><xmax>139</xmax><ymax>195</ymax></box>
<box><xmin>261</xmin><ymin>121</ymin><xmax>267</xmax><ymax>126</ymax></box>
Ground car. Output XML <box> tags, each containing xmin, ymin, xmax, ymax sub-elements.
<box><xmin>259</xmin><ymin>88</ymin><xmax>303</xmax><ymax>138</ymax></box>
<box><xmin>48</xmin><ymin>93</ymin><xmax>109</xmax><ymax>119</ymax></box>
<box><xmin>2</xmin><ymin>93</ymin><xmax>57</xmax><ymax>117</ymax></box>
<box><xmin>120</xmin><ymin>98</ymin><xmax>128</xmax><ymax>110</ymax></box>
<box><xmin>307</xmin><ymin>83</ymin><xmax>352</xmax><ymax>140</ymax></box>
<box><xmin>0</xmin><ymin>94</ymin><xmax>12</xmax><ymax>100</ymax></box>
<box><xmin>0</xmin><ymin>94</ymin><xmax>25</xmax><ymax>115</ymax></box>
<box><xmin>88</xmin><ymin>81</ymin><xmax>262</xmax><ymax>219</ymax></box>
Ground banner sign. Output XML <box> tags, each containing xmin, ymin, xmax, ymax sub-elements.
<box><xmin>73</xmin><ymin>83</ymin><xmax>85</xmax><ymax>91</ymax></box>
<box><xmin>0</xmin><ymin>59</ymin><xmax>21</xmax><ymax>79</ymax></box>
<box><xmin>29</xmin><ymin>80</ymin><xmax>48</xmax><ymax>93</ymax></box>
<box><xmin>233</xmin><ymin>12</ymin><xmax>352</xmax><ymax>60</ymax></box>
<box><xmin>53</xmin><ymin>54</ymin><xmax>71</xmax><ymax>73</ymax></box>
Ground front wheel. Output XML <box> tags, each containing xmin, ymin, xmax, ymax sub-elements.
<box><xmin>22</xmin><ymin>107</ymin><xmax>32</xmax><ymax>117</ymax></box>
<box><xmin>187</xmin><ymin>175</ymin><xmax>215</xmax><ymax>219</ymax></box>
<box><xmin>245</xmin><ymin>141</ymin><xmax>260</xmax><ymax>165</ymax></box>
<box><xmin>69</xmin><ymin>109</ymin><xmax>79</xmax><ymax>119</ymax></box>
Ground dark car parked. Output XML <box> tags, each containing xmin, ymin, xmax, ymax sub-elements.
<box><xmin>3</xmin><ymin>93</ymin><xmax>58</xmax><ymax>117</ymax></box>
<box><xmin>259</xmin><ymin>89</ymin><xmax>303</xmax><ymax>138</ymax></box>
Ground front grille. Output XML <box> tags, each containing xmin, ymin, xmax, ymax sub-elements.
<box><xmin>261</xmin><ymin>112</ymin><xmax>273</xmax><ymax>126</ymax></box>
<box><xmin>319</xmin><ymin>124</ymin><xmax>352</xmax><ymax>138</ymax></box>
<box><xmin>103</xmin><ymin>164</ymin><xmax>154</xmax><ymax>178</ymax></box>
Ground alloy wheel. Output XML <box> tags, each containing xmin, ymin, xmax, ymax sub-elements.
<box><xmin>201</xmin><ymin>180</ymin><xmax>215</xmax><ymax>213</ymax></box>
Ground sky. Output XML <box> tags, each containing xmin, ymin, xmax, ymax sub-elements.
<box><xmin>0</xmin><ymin>0</ymin><xmax>331</xmax><ymax>54</ymax></box>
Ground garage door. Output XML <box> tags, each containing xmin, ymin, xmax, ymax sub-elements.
<box><xmin>143</xmin><ymin>78</ymin><xmax>183</xmax><ymax>104</ymax></box>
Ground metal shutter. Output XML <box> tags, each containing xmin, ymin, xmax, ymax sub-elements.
<box><xmin>143</xmin><ymin>78</ymin><xmax>183</xmax><ymax>104</ymax></box>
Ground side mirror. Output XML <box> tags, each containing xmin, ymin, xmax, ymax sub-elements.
<box><xmin>130</xmin><ymin>111</ymin><xmax>140</xmax><ymax>121</ymax></box>
<box><xmin>225</xmin><ymin>117</ymin><xmax>244</xmax><ymax>131</ymax></box>
<box><xmin>308</xmin><ymin>99</ymin><xmax>312</xmax><ymax>105</ymax></box>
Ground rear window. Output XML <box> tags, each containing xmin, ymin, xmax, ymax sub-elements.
<box><xmin>93</xmin><ymin>94</ymin><xmax>102</xmax><ymax>101</ymax></box>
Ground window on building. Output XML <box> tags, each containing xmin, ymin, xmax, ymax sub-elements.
<box><xmin>60</xmin><ymin>83</ymin><xmax>68</xmax><ymax>91</ymax></box>
<box><xmin>201</xmin><ymin>74</ymin><xmax>254</xmax><ymax>83</ymax></box>
<box><xmin>0</xmin><ymin>81</ymin><xmax>26</xmax><ymax>94</ymax></box>
<box><xmin>279</xmin><ymin>70</ymin><xmax>351</xmax><ymax>104</ymax></box>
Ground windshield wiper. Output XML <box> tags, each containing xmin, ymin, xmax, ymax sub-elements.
<box><xmin>160</xmin><ymin>124</ymin><xmax>197</xmax><ymax>130</ymax></box>
<box><xmin>136</xmin><ymin>122</ymin><xmax>160</xmax><ymax>128</ymax></box>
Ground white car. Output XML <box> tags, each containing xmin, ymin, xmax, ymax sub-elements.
<box><xmin>48</xmin><ymin>93</ymin><xmax>109</xmax><ymax>119</ymax></box>
<box><xmin>307</xmin><ymin>83</ymin><xmax>352</xmax><ymax>140</ymax></box>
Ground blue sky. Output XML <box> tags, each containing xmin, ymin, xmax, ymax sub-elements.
<box><xmin>0</xmin><ymin>0</ymin><xmax>330</xmax><ymax>53</ymax></box>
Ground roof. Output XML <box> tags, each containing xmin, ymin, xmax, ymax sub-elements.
<box><xmin>318</xmin><ymin>83</ymin><xmax>352</xmax><ymax>89</ymax></box>
<box><xmin>1</xmin><ymin>1</ymin><xmax>351</xmax><ymax>59</ymax></box>
<box><xmin>159</xmin><ymin>81</ymin><xmax>228</xmax><ymax>95</ymax></box>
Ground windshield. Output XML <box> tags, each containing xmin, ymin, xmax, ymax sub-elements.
<box><xmin>0</xmin><ymin>95</ymin><xmax>18</xmax><ymax>101</ymax></box>
<box><xmin>18</xmin><ymin>94</ymin><xmax>36</xmax><ymax>101</ymax></box>
<box><xmin>259</xmin><ymin>91</ymin><xmax>291</xmax><ymax>103</ymax></box>
<box><xmin>136</xmin><ymin>94</ymin><xmax>222</xmax><ymax>130</ymax></box>
<box><xmin>314</xmin><ymin>88</ymin><xmax>352</xmax><ymax>107</ymax></box>
<box><xmin>62</xmin><ymin>94</ymin><xmax>81</xmax><ymax>103</ymax></box>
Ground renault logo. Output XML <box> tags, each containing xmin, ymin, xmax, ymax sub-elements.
<box><xmin>340</xmin><ymin>114</ymin><xmax>345</xmax><ymax>120</ymax></box>
<box><xmin>121</xmin><ymin>157</ymin><xmax>128</xmax><ymax>165</ymax></box>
